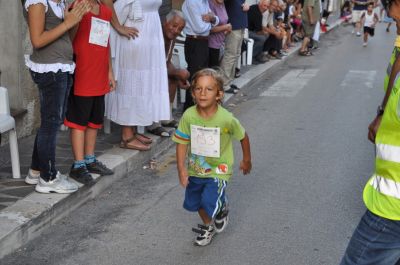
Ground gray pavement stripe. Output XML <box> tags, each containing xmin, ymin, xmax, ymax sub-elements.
<box><xmin>261</xmin><ymin>69</ymin><xmax>319</xmax><ymax>97</ymax></box>
<box><xmin>340</xmin><ymin>70</ymin><xmax>377</xmax><ymax>89</ymax></box>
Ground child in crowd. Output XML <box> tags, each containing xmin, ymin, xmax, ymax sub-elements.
<box><xmin>340</xmin><ymin>1</ymin><xmax>352</xmax><ymax>23</ymax></box>
<box><xmin>172</xmin><ymin>68</ymin><xmax>252</xmax><ymax>246</ymax></box>
<box><xmin>24</xmin><ymin>0</ymin><xmax>91</xmax><ymax>193</ymax></box>
<box><xmin>361</xmin><ymin>3</ymin><xmax>379</xmax><ymax>46</ymax></box>
<box><xmin>64</xmin><ymin>0</ymin><xmax>115</xmax><ymax>184</ymax></box>
<box><xmin>289</xmin><ymin>0</ymin><xmax>303</xmax><ymax>42</ymax></box>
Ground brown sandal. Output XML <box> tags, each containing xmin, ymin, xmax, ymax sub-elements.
<box><xmin>120</xmin><ymin>137</ymin><xmax>151</xmax><ymax>151</ymax></box>
<box><xmin>135</xmin><ymin>133</ymin><xmax>153</xmax><ymax>144</ymax></box>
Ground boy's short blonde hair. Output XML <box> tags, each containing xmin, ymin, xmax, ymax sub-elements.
<box><xmin>191</xmin><ymin>68</ymin><xmax>224</xmax><ymax>92</ymax></box>
<box><xmin>191</xmin><ymin>68</ymin><xmax>225</xmax><ymax>104</ymax></box>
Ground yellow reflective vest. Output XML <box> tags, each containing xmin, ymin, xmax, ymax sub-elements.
<box><xmin>363</xmin><ymin>37</ymin><xmax>400</xmax><ymax>220</ymax></box>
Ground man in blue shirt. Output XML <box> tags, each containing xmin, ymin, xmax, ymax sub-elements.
<box><xmin>182</xmin><ymin>0</ymin><xmax>219</xmax><ymax>110</ymax></box>
<box><xmin>219</xmin><ymin>0</ymin><xmax>249</xmax><ymax>93</ymax></box>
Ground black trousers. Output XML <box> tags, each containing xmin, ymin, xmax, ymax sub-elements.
<box><xmin>263</xmin><ymin>34</ymin><xmax>282</xmax><ymax>53</ymax></box>
<box><xmin>208</xmin><ymin>47</ymin><xmax>220</xmax><ymax>68</ymax></box>
<box><xmin>184</xmin><ymin>37</ymin><xmax>209</xmax><ymax>110</ymax></box>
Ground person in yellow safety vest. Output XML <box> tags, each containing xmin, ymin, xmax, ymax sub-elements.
<box><xmin>340</xmin><ymin>0</ymin><xmax>400</xmax><ymax>263</ymax></box>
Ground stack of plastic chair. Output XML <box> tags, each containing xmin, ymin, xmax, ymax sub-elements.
<box><xmin>0</xmin><ymin>87</ymin><xmax>21</xmax><ymax>178</ymax></box>
<box><xmin>172</xmin><ymin>32</ymin><xmax>188</xmax><ymax>105</ymax></box>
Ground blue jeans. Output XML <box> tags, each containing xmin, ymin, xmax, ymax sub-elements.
<box><xmin>341</xmin><ymin>210</ymin><xmax>400</xmax><ymax>265</ymax></box>
<box><xmin>248</xmin><ymin>31</ymin><xmax>268</xmax><ymax>58</ymax></box>
<box><xmin>30</xmin><ymin>71</ymin><xmax>72</xmax><ymax>181</ymax></box>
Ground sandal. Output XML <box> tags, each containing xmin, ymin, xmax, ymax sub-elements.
<box><xmin>136</xmin><ymin>133</ymin><xmax>153</xmax><ymax>144</ymax></box>
<box><xmin>225</xmin><ymin>86</ymin><xmax>239</xmax><ymax>94</ymax></box>
<box><xmin>147</xmin><ymin>126</ymin><xmax>170</xmax><ymax>137</ymax></box>
<box><xmin>162</xmin><ymin>120</ymin><xmax>179</xmax><ymax>128</ymax></box>
<box><xmin>234</xmin><ymin>68</ymin><xmax>241</xmax><ymax>78</ymax></box>
<box><xmin>298</xmin><ymin>50</ymin><xmax>312</xmax><ymax>56</ymax></box>
<box><xmin>120</xmin><ymin>137</ymin><xmax>151</xmax><ymax>151</ymax></box>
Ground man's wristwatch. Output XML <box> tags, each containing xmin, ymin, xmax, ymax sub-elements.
<box><xmin>377</xmin><ymin>105</ymin><xmax>384</xmax><ymax>116</ymax></box>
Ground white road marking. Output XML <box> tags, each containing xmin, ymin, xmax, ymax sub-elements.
<box><xmin>261</xmin><ymin>69</ymin><xmax>319</xmax><ymax>97</ymax></box>
<box><xmin>340</xmin><ymin>70</ymin><xmax>377</xmax><ymax>89</ymax></box>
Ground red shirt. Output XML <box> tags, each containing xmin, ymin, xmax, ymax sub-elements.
<box><xmin>73</xmin><ymin>3</ymin><xmax>112</xmax><ymax>96</ymax></box>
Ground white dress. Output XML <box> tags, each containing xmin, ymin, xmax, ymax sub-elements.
<box><xmin>106</xmin><ymin>0</ymin><xmax>170</xmax><ymax>126</ymax></box>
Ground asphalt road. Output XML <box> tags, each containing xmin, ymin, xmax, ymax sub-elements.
<box><xmin>1</xmin><ymin>24</ymin><xmax>397</xmax><ymax>265</ymax></box>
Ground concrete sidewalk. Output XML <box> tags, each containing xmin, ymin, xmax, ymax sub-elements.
<box><xmin>0</xmin><ymin>19</ymin><xmax>342</xmax><ymax>259</ymax></box>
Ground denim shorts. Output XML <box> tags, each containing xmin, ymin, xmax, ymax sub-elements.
<box><xmin>183</xmin><ymin>176</ymin><xmax>227</xmax><ymax>219</ymax></box>
<box><xmin>341</xmin><ymin>210</ymin><xmax>400</xmax><ymax>265</ymax></box>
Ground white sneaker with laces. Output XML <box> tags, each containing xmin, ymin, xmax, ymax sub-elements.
<box><xmin>356</xmin><ymin>32</ymin><xmax>361</xmax><ymax>36</ymax></box>
<box><xmin>35</xmin><ymin>172</ymin><xmax>78</xmax><ymax>194</ymax></box>
<box><xmin>193</xmin><ymin>224</ymin><xmax>215</xmax><ymax>246</ymax></box>
<box><xmin>25</xmin><ymin>169</ymin><xmax>40</xmax><ymax>185</ymax></box>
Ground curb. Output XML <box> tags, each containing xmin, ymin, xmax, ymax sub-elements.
<box><xmin>0</xmin><ymin>18</ymin><xmax>343</xmax><ymax>260</ymax></box>
<box><xmin>0</xmin><ymin>133</ymin><xmax>174</xmax><ymax>259</ymax></box>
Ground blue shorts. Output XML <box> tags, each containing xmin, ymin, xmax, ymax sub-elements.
<box><xmin>183</xmin><ymin>176</ymin><xmax>227</xmax><ymax>219</ymax></box>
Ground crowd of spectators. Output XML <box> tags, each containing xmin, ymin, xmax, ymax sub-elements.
<box><xmin>22</xmin><ymin>0</ymin><xmax>342</xmax><ymax>193</ymax></box>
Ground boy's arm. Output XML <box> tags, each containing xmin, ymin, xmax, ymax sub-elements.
<box><xmin>368</xmin><ymin>52</ymin><xmax>400</xmax><ymax>143</ymax></box>
<box><xmin>239</xmin><ymin>133</ymin><xmax>252</xmax><ymax>175</ymax></box>
<box><xmin>108</xmin><ymin>47</ymin><xmax>116</xmax><ymax>91</ymax></box>
<box><xmin>176</xmin><ymin>143</ymin><xmax>189</xmax><ymax>187</ymax></box>
<box><xmin>373</xmin><ymin>13</ymin><xmax>379</xmax><ymax>24</ymax></box>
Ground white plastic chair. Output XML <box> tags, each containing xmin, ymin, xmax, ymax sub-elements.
<box><xmin>0</xmin><ymin>87</ymin><xmax>21</xmax><ymax>178</ymax></box>
<box><xmin>241</xmin><ymin>28</ymin><xmax>254</xmax><ymax>66</ymax></box>
<box><xmin>172</xmin><ymin>34</ymin><xmax>187</xmax><ymax>105</ymax></box>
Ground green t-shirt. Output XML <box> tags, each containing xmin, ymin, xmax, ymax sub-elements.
<box><xmin>172</xmin><ymin>105</ymin><xmax>245</xmax><ymax>181</ymax></box>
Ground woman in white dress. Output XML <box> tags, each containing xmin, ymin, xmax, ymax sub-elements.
<box><xmin>106</xmin><ymin>0</ymin><xmax>170</xmax><ymax>151</ymax></box>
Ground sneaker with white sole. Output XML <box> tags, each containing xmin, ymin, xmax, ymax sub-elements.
<box><xmin>35</xmin><ymin>172</ymin><xmax>78</xmax><ymax>194</ymax></box>
<box><xmin>363</xmin><ymin>42</ymin><xmax>368</xmax><ymax>47</ymax></box>
<box><xmin>192</xmin><ymin>224</ymin><xmax>215</xmax><ymax>246</ymax></box>
<box><xmin>25</xmin><ymin>169</ymin><xmax>40</xmax><ymax>185</ymax></box>
<box><xmin>214</xmin><ymin>203</ymin><xmax>229</xmax><ymax>233</ymax></box>
<box><xmin>356</xmin><ymin>32</ymin><xmax>361</xmax><ymax>36</ymax></box>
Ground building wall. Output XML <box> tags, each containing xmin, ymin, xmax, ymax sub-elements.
<box><xmin>0</xmin><ymin>0</ymin><xmax>40</xmax><ymax>145</ymax></box>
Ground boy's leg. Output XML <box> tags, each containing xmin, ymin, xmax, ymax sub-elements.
<box><xmin>71</xmin><ymin>128</ymin><xmax>85</xmax><ymax>162</ymax></box>
<box><xmin>84</xmin><ymin>127</ymin><xmax>98</xmax><ymax>158</ymax></box>
<box><xmin>85</xmin><ymin>96</ymin><xmax>113</xmax><ymax>176</ymax></box>
<box><xmin>191</xmin><ymin>178</ymin><xmax>227</xmax><ymax>246</ymax></box>
<box><xmin>64</xmin><ymin>94</ymin><xmax>94</xmax><ymax>184</ymax></box>
<box><xmin>340</xmin><ymin>210</ymin><xmax>400</xmax><ymax>265</ymax></box>
<box><xmin>364</xmin><ymin>31</ymin><xmax>368</xmax><ymax>45</ymax></box>
<box><xmin>201</xmin><ymin>178</ymin><xmax>227</xmax><ymax>221</ymax></box>
<box><xmin>198</xmin><ymin>208</ymin><xmax>212</xmax><ymax>225</ymax></box>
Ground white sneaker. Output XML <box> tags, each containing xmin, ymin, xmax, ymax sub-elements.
<box><xmin>35</xmin><ymin>172</ymin><xmax>78</xmax><ymax>194</ymax></box>
<box><xmin>25</xmin><ymin>169</ymin><xmax>40</xmax><ymax>185</ymax></box>
<box><xmin>363</xmin><ymin>42</ymin><xmax>368</xmax><ymax>47</ymax></box>
<box><xmin>214</xmin><ymin>203</ymin><xmax>229</xmax><ymax>233</ymax></box>
<box><xmin>356</xmin><ymin>32</ymin><xmax>361</xmax><ymax>37</ymax></box>
<box><xmin>193</xmin><ymin>224</ymin><xmax>216</xmax><ymax>246</ymax></box>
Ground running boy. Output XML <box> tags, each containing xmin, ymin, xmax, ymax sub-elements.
<box><xmin>64</xmin><ymin>0</ymin><xmax>115</xmax><ymax>184</ymax></box>
<box><xmin>360</xmin><ymin>3</ymin><xmax>379</xmax><ymax>46</ymax></box>
<box><xmin>172</xmin><ymin>68</ymin><xmax>252</xmax><ymax>246</ymax></box>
